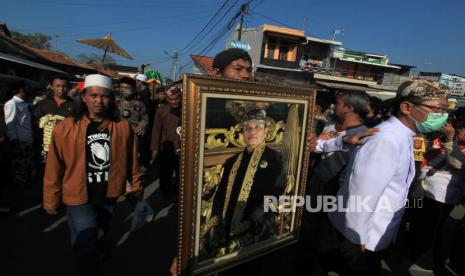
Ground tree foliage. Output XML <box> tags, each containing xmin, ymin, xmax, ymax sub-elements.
<box><xmin>11</xmin><ymin>31</ymin><xmax>52</xmax><ymax>50</ymax></box>
<box><xmin>76</xmin><ymin>53</ymin><xmax>116</xmax><ymax>65</ymax></box>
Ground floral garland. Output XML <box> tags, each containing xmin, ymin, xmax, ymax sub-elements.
<box><xmin>39</xmin><ymin>115</ymin><xmax>65</xmax><ymax>155</ymax></box>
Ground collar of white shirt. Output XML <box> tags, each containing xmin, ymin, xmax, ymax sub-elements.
<box><xmin>386</xmin><ymin>115</ymin><xmax>416</xmax><ymax>138</ymax></box>
<box><xmin>12</xmin><ymin>95</ymin><xmax>25</xmax><ymax>103</ymax></box>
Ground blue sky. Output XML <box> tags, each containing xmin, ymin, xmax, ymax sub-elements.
<box><xmin>2</xmin><ymin>0</ymin><xmax>465</xmax><ymax>78</ymax></box>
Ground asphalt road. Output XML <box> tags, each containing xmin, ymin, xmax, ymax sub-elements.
<box><xmin>1</xmin><ymin>167</ymin><xmax>464</xmax><ymax>276</ymax></box>
<box><xmin>0</xmin><ymin>167</ymin><xmax>177</xmax><ymax>276</ymax></box>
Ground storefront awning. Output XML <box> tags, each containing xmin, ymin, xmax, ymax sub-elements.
<box><xmin>0</xmin><ymin>52</ymin><xmax>68</xmax><ymax>74</ymax></box>
<box><xmin>316</xmin><ymin>81</ymin><xmax>380</xmax><ymax>92</ymax></box>
<box><xmin>366</xmin><ymin>91</ymin><xmax>396</xmax><ymax>101</ymax></box>
<box><xmin>316</xmin><ymin>81</ymin><xmax>397</xmax><ymax>100</ymax></box>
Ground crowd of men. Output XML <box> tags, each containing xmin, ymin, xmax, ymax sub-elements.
<box><xmin>0</xmin><ymin>71</ymin><xmax>175</xmax><ymax>274</ymax></box>
<box><xmin>305</xmin><ymin>80</ymin><xmax>458</xmax><ymax>275</ymax></box>
<box><xmin>1</xmin><ymin>48</ymin><xmax>465</xmax><ymax>276</ymax></box>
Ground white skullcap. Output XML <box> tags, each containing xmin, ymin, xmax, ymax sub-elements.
<box><xmin>84</xmin><ymin>74</ymin><xmax>112</xmax><ymax>90</ymax></box>
<box><xmin>135</xmin><ymin>73</ymin><xmax>148</xmax><ymax>83</ymax></box>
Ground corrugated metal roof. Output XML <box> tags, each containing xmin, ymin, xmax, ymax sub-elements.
<box><xmin>0</xmin><ymin>33</ymin><xmax>95</xmax><ymax>71</ymax></box>
<box><xmin>0</xmin><ymin>52</ymin><xmax>67</xmax><ymax>74</ymax></box>
<box><xmin>35</xmin><ymin>49</ymin><xmax>94</xmax><ymax>69</ymax></box>
<box><xmin>316</xmin><ymin>81</ymin><xmax>380</xmax><ymax>92</ymax></box>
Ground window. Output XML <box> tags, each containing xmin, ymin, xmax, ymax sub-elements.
<box><xmin>279</xmin><ymin>42</ymin><xmax>289</xmax><ymax>61</ymax></box>
<box><xmin>302</xmin><ymin>48</ymin><xmax>311</xmax><ymax>61</ymax></box>
<box><xmin>267</xmin><ymin>39</ymin><xmax>276</xmax><ymax>59</ymax></box>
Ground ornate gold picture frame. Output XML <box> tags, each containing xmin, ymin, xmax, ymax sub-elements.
<box><xmin>177</xmin><ymin>74</ymin><xmax>315</xmax><ymax>275</ymax></box>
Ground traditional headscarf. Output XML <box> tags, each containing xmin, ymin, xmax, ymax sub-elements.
<box><xmin>396</xmin><ymin>80</ymin><xmax>450</xmax><ymax>100</ymax></box>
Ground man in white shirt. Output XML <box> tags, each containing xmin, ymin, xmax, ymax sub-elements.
<box><xmin>328</xmin><ymin>80</ymin><xmax>450</xmax><ymax>274</ymax></box>
<box><xmin>4</xmin><ymin>80</ymin><xmax>34</xmax><ymax>187</ymax></box>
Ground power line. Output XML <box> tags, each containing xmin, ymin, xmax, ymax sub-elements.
<box><xmin>199</xmin><ymin>2</ymin><xmax>251</xmax><ymax>53</ymax></box>
<box><xmin>16</xmin><ymin>0</ymin><xmax>216</xmax><ymax>9</ymax></box>
<box><xmin>59</xmin><ymin>15</ymin><xmax>210</xmax><ymax>38</ymax></box>
<box><xmin>179</xmin><ymin>1</ymin><xmax>250</xmax><ymax>67</ymax></box>
<box><xmin>177</xmin><ymin>0</ymin><xmax>231</xmax><ymax>53</ymax></box>
<box><xmin>180</xmin><ymin>31</ymin><xmax>225</xmax><ymax>69</ymax></box>
<box><xmin>133</xmin><ymin>57</ymin><xmax>171</xmax><ymax>62</ymax></box>
<box><xmin>180</xmin><ymin>9</ymin><xmax>241</xmax><ymax>69</ymax></box>
<box><xmin>252</xmin><ymin>12</ymin><xmax>297</xmax><ymax>29</ymax></box>
<box><xmin>132</xmin><ymin>54</ymin><xmax>169</xmax><ymax>59</ymax></box>
<box><xmin>179</xmin><ymin>0</ymin><xmax>240</xmax><ymax>56</ymax></box>
<box><xmin>20</xmin><ymin>10</ymin><xmax>215</xmax><ymax>31</ymax></box>
<box><xmin>250</xmin><ymin>0</ymin><xmax>265</xmax><ymax>10</ymax></box>
<box><xmin>194</xmin><ymin>22</ymin><xmax>232</xmax><ymax>56</ymax></box>
<box><xmin>165</xmin><ymin>51</ymin><xmax>179</xmax><ymax>81</ymax></box>
<box><xmin>139</xmin><ymin>58</ymin><xmax>171</xmax><ymax>68</ymax></box>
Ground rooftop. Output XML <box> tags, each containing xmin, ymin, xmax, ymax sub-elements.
<box><xmin>190</xmin><ymin>55</ymin><xmax>215</xmax><ymax>75</ymax></box>
<box><xmin>388</xmin><ymin>63</ymin><xmax>416</xmax><ymax>69</ymax></box>
<box><xmin>0</xmin><ymin>33</ymin><xmax>94</xmax><ymax>72</ymax></box>
<box><xmin>344</xmin><ymin>50</ymin><xmax>387</xmax><ymax>58</ymax></box>
<box><xmin>106</xmin><ymin>64</ymin><xmax>138</xmax><ymax>73</ymax></box>
<box><xmin>262</xmin><ymin>24</ymin><xmax>305</xmax><ymax>38</ymax></box>
<box><xmin>419</xmin><ymin>72</ymin><xmax>442</xmax><ymax>76</ymax></box>
<box><xmin>0</xmin><ymin>22</ymin><xmax>11</xmax><ymax>37</ymax></box>
<box><xmin>305</xmin><ymin>35</ymin><xmax>342</xmax><ymax>46</ymax></box>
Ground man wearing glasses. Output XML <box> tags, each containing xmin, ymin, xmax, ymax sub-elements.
<box><xmin>205</xmin><ymin>109</ymin><xmax>285</xmax><ymax>256</ymax></box>
<box><xmin>328</xmin><ymin>80</ymin><xmax>449</xmax><ymax>274</ymax></box>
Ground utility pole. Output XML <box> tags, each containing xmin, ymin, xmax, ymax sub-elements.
<box><xmin>303</xmin><ymin>16</ymin><xmax>309</xmax><ymax>35</ymax></box>
<box><xmin>237</xmin><ymin>4</ymin><xmax>248</xmax><ymax>40</ymax></box>
<box><xmin>177</xmin><ymin>65</ymin><xmax>183</xmax><ymax>80</ymax></box>
<box><xmin>54</xmin><ymin>34</ymin><xmax>60</xmax><ymax>51</ymax></box>
<box><xmin>331</xmin><ymin>29</ymin><xmax>343</xmax><ymax>41</ymax></box>
<box><xmin>172</xmin><ymin>52</ymin><xmax>179</xmax><ymax>81</ymax></box>
<box><xmin>164</xmin><ymin>51</ymin><xmax>179</xmax><ymax>81</ymax></box>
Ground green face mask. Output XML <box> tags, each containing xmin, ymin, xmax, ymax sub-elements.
<box><xmin>415</xmin><ymin>112</ymin><xmax>449</xmax><ymax>133</ymax></box>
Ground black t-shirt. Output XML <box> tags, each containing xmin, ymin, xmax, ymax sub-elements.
<box><xmin>86</xmin><ymin>121</ymin><xmax>113</xmax><ymax>204</ymax></box>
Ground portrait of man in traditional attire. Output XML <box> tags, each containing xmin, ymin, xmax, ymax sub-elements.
<box><xmin>204</xmin><ymin>109</ymin><xmax>286</xmax><ymax>257</ymax></box>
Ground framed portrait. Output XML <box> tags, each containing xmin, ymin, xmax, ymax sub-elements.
<box><xmin>177</xmin><ymin>74</ymin><xmax>315</xmax><ymax>275</ymax></box>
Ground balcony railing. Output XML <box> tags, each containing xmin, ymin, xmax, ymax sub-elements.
<box><xmin>300</xmin><ymin>59</ymin><xmax>325</xmax><ymax>68</ymax></box>
<box><xmin>263</xmin><ymin>57</ymin><xmax>411</xmax><ymax>86</ymax></box>
<box><xmin>261</xmin><ymin>58</ymin><xmax>299</xmax><ymax>69</ymax></box>
<box><xmin>332</xmin><ymin>69</ymin><xmax>383</xmax><ymax>82</ymax></box>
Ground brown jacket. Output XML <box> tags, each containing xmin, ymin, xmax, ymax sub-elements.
<box><xmin>151</xmin><ymin>105</ymin><xmax>181</xmax><ymax>154</ymax></box>
<box><xmin>43</xmin><ymin>116</ymin><xmax>142</xmax><ymax>210</ymax></box>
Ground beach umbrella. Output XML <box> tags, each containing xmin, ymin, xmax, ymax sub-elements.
<box><xmin>76</xmin><ymin>34</ymin><xmax>133</xmax><ymax>64</ymax></box>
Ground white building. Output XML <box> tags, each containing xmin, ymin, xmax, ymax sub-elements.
<box><xmin>419</xmin><ymin>72</ymin><xmax>465</xmax><ymax>98</ymax></box>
